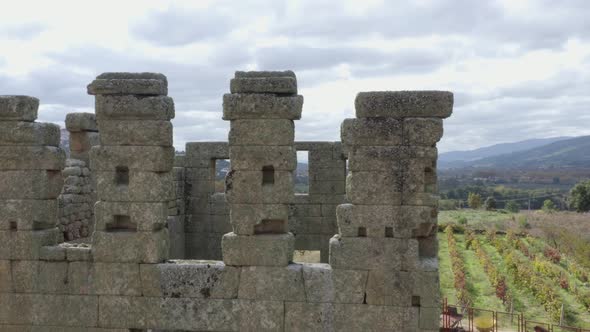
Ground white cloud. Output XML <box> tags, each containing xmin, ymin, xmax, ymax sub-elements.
<box><xmin>0</xmin><ymin>0</ymin><xmax>589</xmax><ymax>153</ymax></box>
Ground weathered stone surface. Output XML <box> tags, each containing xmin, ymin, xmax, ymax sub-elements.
<box><xmin>95</xmin><ymin>170</ymin><xmax>173</xmax><ymax>202</ymax></box>
<box><xmin>403</xmin><ymin>117</ymin><xmax>443</xmax><ymax>146</ymax></box>
<box><xmin>0</xmin><ymin>260</ymin><xmax>11</xmax><ymax>292</ymax></box>
<box><xmin>335</xmin><ymin>204</ymin><xmax>401</xmax><ymax>238</ymax></box>
<box><xmin>365</xmin><ymin>269</ymin><xmax>412</xmax><ymax>306</ymax></box>
<box><xmin>98</xmin><ymin>296</ymin><xmax>238</xmax><ymax>330</ymax></box>
<box><xmin>400</xmin><ymin>205</ymin><xmax>438</xmax><ymax>238</ymax></box>
<box><xmin>91</xmin><ymin>263</ymin><xmax>141</xmax><ymax>295</ymax></box>
<box><xmin>301</xmin><ymin>263</ymin><xmax>367</xmax><ymax>303</ymax></box>
<box><xmin>284</xmin><ymin>302</ymin><xmax>410</xmax><ymax>332</ymax></box>
<box><xmin>95</xmin><ymin>201</ymin><xmax>168</xmax><ymax>231</ymax></box>
<box><xmin>235</xmin><ymin>70</ymin><xmax>296</xmax><ymax>78</ymax></box>
<box><xmin>328</xmin><ymin>235</ymin><xmax>407</xmax><ymax>270</ymax></box>
<box><xmin>95</xmin><ymin>95</ymin><xmax>175</xmax><ymax>120</ymax></box>
<box><xmin>39</xmin><ymin>245</ymin><xmax>66</xmax><ymax>261</ymax></box>
<box><xmin>0</xmin><ymin>170</ymin><xmax>63</xmax><ymax>199</ymax></box>
<box><xmin>90</xmin><ymin>146</ymin><xmax>174</xmax><ymax>171</ymax></box>
<box><xmin>402</xmin><ymin>192</ymin><xmax>438</xmax><ymax>207</ymax></box>
<box><xmin>0</xmin><ymin>229</ymin><xmax>61</xmax><ymax>261</ymax></box>
<box><xmin>64</xmin><ymin>244</ymin><xmax>92</xmax><ymax>261</ymax></box>
<box><xmin>229</xmin><ymin>119</ymin><xmax>294</xmax><ymax>146</ymax></box>
<box><xmin>223</xmin><ymin>93</ymin><xmax>303</xmax><ymax>120</ymax></box>
<box><xmin>309</xmin><ymin>180</ymin><xmax>345</xmax><ymax>195</ymax></box>
<box><xmin>341</xmin><ymin>118</ymin><xmax>402</xmax><ymax>147</ymax></box>
<box><xmin>0</xmin><ymin>96</ymin><xmax>38</xmax><ymax>121</ymax></box>
<box><xmin>141</xmin><ymin>260</ymin><xmax>240</xmax><ymax>298</ymax></box>
<box><xmin>88</xmin><ymin>72</ymin><xmax>168</xmax><ymax>96</ymax></box>
<box><xmin>230</xmin><ymin>204</ymin><xmax>289</xmax><ymax>235</ymax></box>
<box><xmin>346</xmin><ymin>171</ymin><xmax>401</xmax><ymax>205</ymax></box>
<box><xmin>11</xmin><ymin>260</ymin><xmax>68</xmax><ymax>294</ymax></box>
<box><xmin>10</xmin><ymin>229</ymin><xmax>62</xmax><ymax>260</ymax></box>
<box><xmin>69</xmin><ymin>131</ymin><xmax>100</xmax><ymax>152</ymax></box>
<box><xmin>229</xmin><ymin>145</ymin><xmax>297</xmax><ymax>170</ymax></box>
<box><xmin>238</xmin><ymin>300</ymin><xmax>284</xmax><ymax>332</ymax></box>
<box><xmin>355</xmin><ymin>91</ymin><xmax>453</xmax><ymax>118</ymax></box>
<box><xmin>225</xmin><ymin>170</ymin><xmax>294</xmax><ymax>204</ymax></box>
<box><xmin>0</xmin><ymin>146</ymin><xmax>65</xmax><ymax>170</ymax></box>
<box><xmin>238</xmin><ymin>264</ymin><xmax>305</xmax><ymax>301</ymax></box>
<box><xmin>419</xmin><ymin>306</ymin><xmax>441</xmax><ymax>330</ymax></box>
<box><xmin>0</xmin><ymin>293</ymin><xmax>98</xmax><ymax>326</ymax></box>
<box><xmin>97</xmin><ymin>120</ymin><xmax>172</xmax><ymax>146</ymax></box>
<box><xmin>347</xmin><ymin>145</ymin><xmax>437</xmax><ymax>171</ymax></box>
<box><xmin>0</xmin><ymin>199</ymin><xmax>57</xmax><ymax>230</ymax></box>
<box><xmin>65</xmin><ymin>112</ymin><xmax>98</xmax><ymax>132</ymax></box>
<box><xmin>0</xmin><ymin>122</ymin><xmax>60</xmax><ymax>146</ymax></box>
<box><xmin>412</xmin><ymin>271</ymin><xmax>440</xmax><ymax>308</ymax></box>
<box><xmin>92</xmin><ymin>229</ymin><xmax>169</xmax><ymax>263</ymax></box>
<box><xmin>185</xmin><ymin>142</ymin><xmax>229</xmax><ymax>167</ymax></box>
<box><xmin>222</xmin><ymin>232</ymin><xmax>295</xmax><ymax>266</ymax></box>
<box><xmin>230</xmin><ymin>77</ymin><xmax>297</xmax><ymax>94</ymax></box>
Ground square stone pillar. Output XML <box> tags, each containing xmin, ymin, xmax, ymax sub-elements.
<box><xmin>221</xmin><ymin>71</ymin><xmax>303</xmax><ymax>266</ymax></box>
<box><xmin>65</xmin><ymin>112</ymin><xmax>99</xmax><ymax>164</ymax></box>
<box><xmin>332</xmin><ymin>91</ymin><xmax>453</xmax><ymax>331</ymax></box>
<box><xmin>0</xmin><ymin>95</ymin><xmax>65</xmax><ymax>260</ymax></box>
<box><xmin>88</xmin><ymin>73</ymin><xmax>175</xmax><ymax>263</ymax></box>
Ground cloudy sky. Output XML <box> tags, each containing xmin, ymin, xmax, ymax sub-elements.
<box><xmin>1</xmin><ymin>0</ymin><xmax>589</xmax><ymax>153</ymax></box>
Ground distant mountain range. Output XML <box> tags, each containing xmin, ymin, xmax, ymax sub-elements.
<box><xmin>439</xmin><ymin>136</ymin><xmax>590</xmax><ymax>169</ymax></box>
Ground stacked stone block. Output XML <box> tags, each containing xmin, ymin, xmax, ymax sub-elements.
<box><xmin>222</xmin><ymin>70</ymin><xmax>303</xmax><ymax>266</ymax></box>
<box><xmin>168</xmin><ymin>155</ymin><xmax>186</xmax><ymax>258</ymax></box>
<box><xmin>332</xmin><ymin>91</ymin><xmax>452</xmax><ymax>331</ymax></box>
<box><xmin>184</xmin><ymin>142</ymin><xmax>230</xmax><ymax>259</ymax></box>
<box><xmin>88</xmin><ymin>72</ymin><xmax>174</xmax><ymax>263</ymax></box>
<box><xmin>0</xmin><ymin>95</ymin><xmax>65</xmax><ymax>261</ymax></box>
<box><xmin>291</xmin><ymin>142</ymin><xmax>347</xmax><ymax>263</ymax></box>
<box><xmin>65</xmin><ymin>112</ymin><xmax>99</xmax><ymax>164</ymax></box>
<box><xmin>58</xmin><ymin>159</ymin><xmax>93</xmax><ymax>240</ymax></box>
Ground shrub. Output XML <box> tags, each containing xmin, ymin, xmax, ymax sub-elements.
<box><xmin>484</xmin><ymin>196</ymin><xmax>496</xmax><ymax>211</ymax></box>
<box><xmin>542</xmin><ymin>199</ymin><xmax>557</xmax><ymax>213</ymax></box>
<box><xmin>468</xmin><ymin>192</ymin><xmax>482</xmax><ymax>209</ymax></box>
<box><xmin>569</xmin><ymin>180</ymin><xmax>590</xmax><ymax>212</ymax></box>
<box><xmin>505</xmin><ymin>200</ymin><xmax>520</xmax><ymax>213</ymax></box>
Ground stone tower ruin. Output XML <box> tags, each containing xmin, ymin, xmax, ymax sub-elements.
<box><xmin>0</xmin><ymin>70</ymin><xmax>452</xmax><ymax>331</ymax></box>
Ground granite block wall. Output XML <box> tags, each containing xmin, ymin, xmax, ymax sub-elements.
<box><xmin>0</xmin><ymin>71</ymin><xmax>452</xmax><ymax>331</ymax></box>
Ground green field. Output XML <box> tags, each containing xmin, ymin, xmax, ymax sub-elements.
<box><xmin>438</xmin><ymin>210</ymin><xmax>590</xmax><ymax>328</ymax></box>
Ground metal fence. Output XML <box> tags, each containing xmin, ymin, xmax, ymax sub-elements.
<box><xmin>441</xmin><ymin>298</ymin><xmax>590</xmax><ymax>332</ymax></box>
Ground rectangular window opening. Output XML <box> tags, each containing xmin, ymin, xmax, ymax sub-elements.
<box><xmin>411</xmin><ymin>296</ymin><xmax>421</xmax><ymax>307</ymax></box>
<box><xmin>293</xmin><ymin>250</ymin><xmax>321</xmax><ymax>263</ymax></box>
<box><xmin>294</xmin><ymin>150</ymin><xmax>309</xmax><ymax>194</ymax></box>
<box><xmin>262</xmin><ymin>165</ymin><xmax>275</xmax><ymax>185</ymax></box>
<box><xmin>9</xmin><ymin>221</ymin><xmax>17</xmax><ymax>231</ymax></box>
<box><xmin>214</xmin><ymin>159</ymin><xmax>230</xmax><ymax>193</ymax></box>
<box><xmin>358</xmin><ymin>227</ymin><xmax>367</xmax><ymax>237</ymax></box>
<box><xmin>385</xmin><ymin>227</ymin><xmax>394</xmax><ymax>238</ymax></box>
<box><xmin>106</xmin><ymin>215</ymin><xmax>137</xmax><ymax>232</ymax></box>
<box><xmin>115</xmin><ymin>166</ymin><xmax>129</xmax><ymax>186</ymax></box>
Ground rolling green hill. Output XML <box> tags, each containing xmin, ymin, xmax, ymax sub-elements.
<box><xmin>446</xmin><ymin>135</ymin><xmax>590</xmax><ymax>169</ymax></box>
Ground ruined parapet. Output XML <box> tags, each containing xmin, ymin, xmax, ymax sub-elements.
<box><xmin>58</xmin><ymin>113</ymin><xmax>99</xmax><ymax>241</ymax></box>
<box><xmin>88</xmin><ymin>72</ymin><xmax>174</xmax><ymax>263</ymax></box>
<box><xmin>184</xmin><ymin>142</ymin><xmax>230</xmax><ymax>259</ymax></box>
<box><xmin>332</xmin><ymin>91</ymin><xmax>453</xmax><ymax>331</ymax></box>
<box><xmin>58</xmin><ymin>159</ymin><xmax>93</xmax><ymax>240</ymax></box>
<box><xmin>0</xmin><ymin>95</ymin><xmax>65</xmax><ymax>259</ymax></box>
<box><xmin>65</xmin><ymin>112</ymin><xmax>99</xmax><ymax>164</ymax></box>
<box><xmin>168</xmin><ymin>154</ymin><xmax>186</xmax><ymax>258</ymax></box>
<box><xmin>222</xmin><ymin>70</ymin><xmax>303</xmax><ymax>266</ymax></box>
